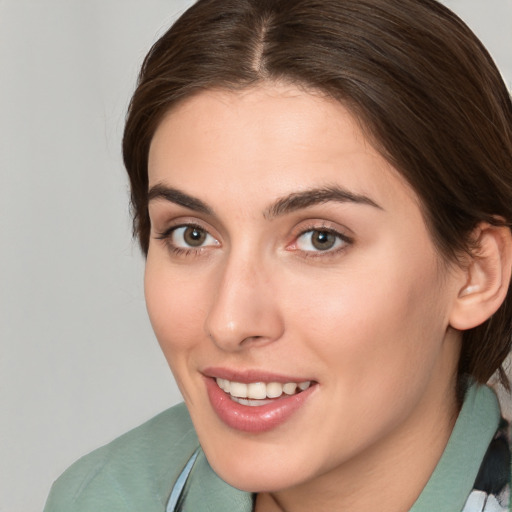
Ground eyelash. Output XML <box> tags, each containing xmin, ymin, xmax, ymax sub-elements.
<box><xmin>155</xmin><ymin>223</ymin><xmax>353</xmax><ymax>259</ymax></box>
<box><xmin>289</xmin><ymin>225</ymin><xmax>353</xmax><ymax>259</ymax></box>
<box><xmin>155</xmin><ymin>223</ymin><xmax>219</xmax><ymax>257</ymax></box>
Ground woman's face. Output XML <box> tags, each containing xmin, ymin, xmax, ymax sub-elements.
<box><xmin>145</xmin><ymin>84</ymin><xmax>463</xmax><ymax>492</ymax></box>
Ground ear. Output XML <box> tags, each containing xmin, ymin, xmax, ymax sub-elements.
<box><xmin>449</xmin><ymin>223</ymin><xmax>512</xmax><ymax>331</ymax></box>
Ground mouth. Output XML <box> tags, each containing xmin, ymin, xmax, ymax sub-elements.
<box><xmin>216</xmin><ymin>378</ymin><xmax>312</xmax><ymax>406</ymax></box>
<box><xmin>203</xmin><ymin>371</ymin><xmax>317</xmax><ymax>432</ymax></box>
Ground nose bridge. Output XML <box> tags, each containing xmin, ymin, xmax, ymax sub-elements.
<box><xmin>205</xmin><ymin>244</ymin><xmax>283</xmax><ymax>350</ymax></box>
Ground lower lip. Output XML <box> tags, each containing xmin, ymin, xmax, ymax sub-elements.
<box><xmin>204</xmin><ymin>377</ymin><xmax>316</xmax><ymax>433</ymax></box>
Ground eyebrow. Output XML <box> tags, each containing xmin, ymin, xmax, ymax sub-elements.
<box><xmin>147</xmin><ymin>183</ymin><xmax>382</xmax><ymax>218</ymax></box>
<box><xmin>264</xmin><ymin>185</ymin><xmax>382</xmax><ymax>219</ymax></box>
<box><xmin>147</xmin><ymin>184</ymin><xmax>213</xmax><ymax>215</ymax></box>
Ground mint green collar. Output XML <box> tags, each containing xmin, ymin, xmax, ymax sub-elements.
<box><xmin>178</xmin><ymin>384</ymin><xmax>500</xmax><ymax>512</ymax></box>
<box><xmin>410</xmin><ymin>384</ymin><xmax>500</xmax><ymax>511</ymax></box>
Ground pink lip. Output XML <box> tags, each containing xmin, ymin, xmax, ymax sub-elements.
<box><xmin>203</xmin><ymin>373</ymin><xmax>316</xmax><ymax>433</ymax></box>
<box><xmin>202</xmin><ymin>366</ymin><xmax>312</xmax><ymax>384</ymax></box>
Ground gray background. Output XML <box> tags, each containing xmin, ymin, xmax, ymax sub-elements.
<box><xmin>1</xmin><ymin>1</ymin><xmax>511</xmax><ymax>511</ymax></box>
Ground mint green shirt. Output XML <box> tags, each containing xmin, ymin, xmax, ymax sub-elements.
<box><xmin>44</xmin><ymin>384</ymin><xmax>510</xmax><ymax>512</ymax></box>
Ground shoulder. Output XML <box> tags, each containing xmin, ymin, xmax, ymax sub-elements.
<box><xmin>44</xmin><ymin>402</ymin><xmax>200</xmax><ymax>512</ymax></box>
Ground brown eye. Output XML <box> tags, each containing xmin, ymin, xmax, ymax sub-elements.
<box><xmin>183</xmin><ymin>226</ymin><xmax>207</xmax><ymax>247</ymax></box>
<box><xmin>168</xmin><ymin>225</ymin><xmax>219</xmax><ymax>250</ymax></box>
<box><xmin>295</xmin><ymin>228</ymin><xmax>348</xmax><ymax>253</ymax></box>
<box><xmin>311</xmin><ymin>230</ymin><xmax>337</xmax><ymax>250</ymax></box>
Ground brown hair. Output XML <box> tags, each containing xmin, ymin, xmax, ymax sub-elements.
<box><xmin>123</xmin><ymin>0</ymin><xmax>512</xmax><ymax>386</ymax></box>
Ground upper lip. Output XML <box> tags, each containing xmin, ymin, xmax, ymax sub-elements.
<box><xmin>202</xmin><ymin>366</ymin><xmax>314</xmax><ymax>384</ymax></box>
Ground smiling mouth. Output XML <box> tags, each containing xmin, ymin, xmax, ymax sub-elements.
<box><xmin>216</xmin><ymin>378</ymin><xmax>312</xmax><ymax>406</ymax></box>
<box><xmin>205</xmin><ymin>374</ymin><xmax>317</xmax><ymax>432</ymax></box>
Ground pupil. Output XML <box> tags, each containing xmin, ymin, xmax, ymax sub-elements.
<box><xmin>184</xmin><ymin>227</ymin><xmax>206</xmax><ymax>246</ymax></box>
<box><xmin>312</xmin><ymin>230</ymin><xmax>335</xmax><ymax>250</ymax></box>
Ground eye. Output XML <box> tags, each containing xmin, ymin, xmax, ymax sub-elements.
<box><xmin>155</xmin><ymin>223</ymin><xmax>220</xmax><ymax>256</ymax></box>
<box><xmin>169</xmin><ymin>225</ymin><xmax>219</xmax><ymax>249</ymax></box>
<box><xmin>295</xmin><ymin>229</ymin><xmax>349</xmax><ymax>252</ymax></box>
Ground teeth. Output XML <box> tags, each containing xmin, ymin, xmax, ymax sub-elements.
<box><xmin>247</xmin><ymin>382</ymin><xmax>267</xmax><ymax>399</ymax></box>
<box><xmin>298</xmin><ymin>381</ymin><xmax>311</xmax><ymax>391</ymax></box>
<box><xmin>283</xmin><ymin>382</ymin><xmax>298</xmax><ymax>395</ymax></box>
<box><xmin>217</xmin><ymin>378</ymin><xmax>230</xmax><ymax>393</ymax></box>
<box><xmin>266</xmin><ymin>382</ymin><xmax>283</xmax><ymax>398</ymax></box>
<box><xmin>229</xmin><ymin>382</ymin><xmax>247</xmax><ymax>398</ymax></box>
<box><xmin>215</xmin><ymin>378</ymin><xmax>311</xmax><ymax>400</ymax></box>
<box><xmin>231</xmin><ymin>397</ymin><xmax>275</xmax><ymax>406</ymax></box>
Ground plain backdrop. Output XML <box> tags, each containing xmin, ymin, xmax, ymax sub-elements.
<box><xmin>1</xmin><ymin>1</ymin><xmax>511</xmax><ymax>511</ymax></box>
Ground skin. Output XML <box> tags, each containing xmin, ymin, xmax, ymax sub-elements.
<box><xmin>145</xmin><ymin>84</ymin><xmax>467</xmax><ymax>512</ymax></box>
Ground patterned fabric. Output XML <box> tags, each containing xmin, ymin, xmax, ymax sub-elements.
<box><xmin>462</xmin><ymin>420</ymin><xmax>511</xmax><ymax>512</ymax></box>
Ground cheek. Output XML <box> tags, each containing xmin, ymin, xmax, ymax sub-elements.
<box><xmin>287</xmin><ymin>263</ymin><xmax>451</xmax><ymax>456</ymax></box>
<box><xmin>144</xmin><ymin>258</ymin><xmax>209</xmax><ymax>359</ymax></box>
<box><xmin>288</xmin><ymin>244</ymin><xmax>449</xmax><ymax>389</ymax></box>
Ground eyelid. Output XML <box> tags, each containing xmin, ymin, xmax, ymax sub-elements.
<box><xmin>154</xmin><ymin>219</ymin><xmax>221</xmax><ymax>255</ymax></box>
<box><xmin>155</xmin><ymin>222</ymin><xmax>206</xmax><ymax>240</ymax></box>
<box><xmin>286</xmin><ymin>221</ymin><xmax>354</xmax><ymax>255</ymax></box>
<box><xmin>153</xmin><ymin>216</ymin><xmax>217</xmax><ymax>239</ymax></box>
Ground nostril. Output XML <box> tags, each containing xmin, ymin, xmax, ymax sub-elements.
<box><xmin>242</xmin><ymin>335</ymin><xmax>263</xmax><ymax>342</ymax></box>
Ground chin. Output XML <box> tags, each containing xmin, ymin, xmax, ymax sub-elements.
<box><xmin>212</xmin><ymin>460</ymin><xmax>304</xmax><ymax>493</ymax></box>
<box><xmin>199</xmin><ymin>434</ymin><xmax>316</xmax><ymax>493</ymax></box>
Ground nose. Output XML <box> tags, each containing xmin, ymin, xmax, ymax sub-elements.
<box><xmin>205</xmin><ymin>252</ymin><xmax>284</xmax><ymax>351</ymax></box>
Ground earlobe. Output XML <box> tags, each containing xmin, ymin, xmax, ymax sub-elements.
<box><xmin>449</xmin><ymin>223</ymin><xmax>512</xmax><ymax>331</ymax></box>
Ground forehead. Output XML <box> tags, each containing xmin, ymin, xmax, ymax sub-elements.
<box><xmin>148</xmin><ymin>84</ymin><xmax>419</xmax><ymax>215</ymax></box>
<box><xmin>150</xmin><ymin>84</ymin><xmax>361</xmax><ymax>154</ymax></box>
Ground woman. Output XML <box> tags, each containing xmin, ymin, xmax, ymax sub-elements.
<box><xmin>44</xmin><ymin>0</ymin><xmax>512</xmax><ymax>510</ymax></box>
